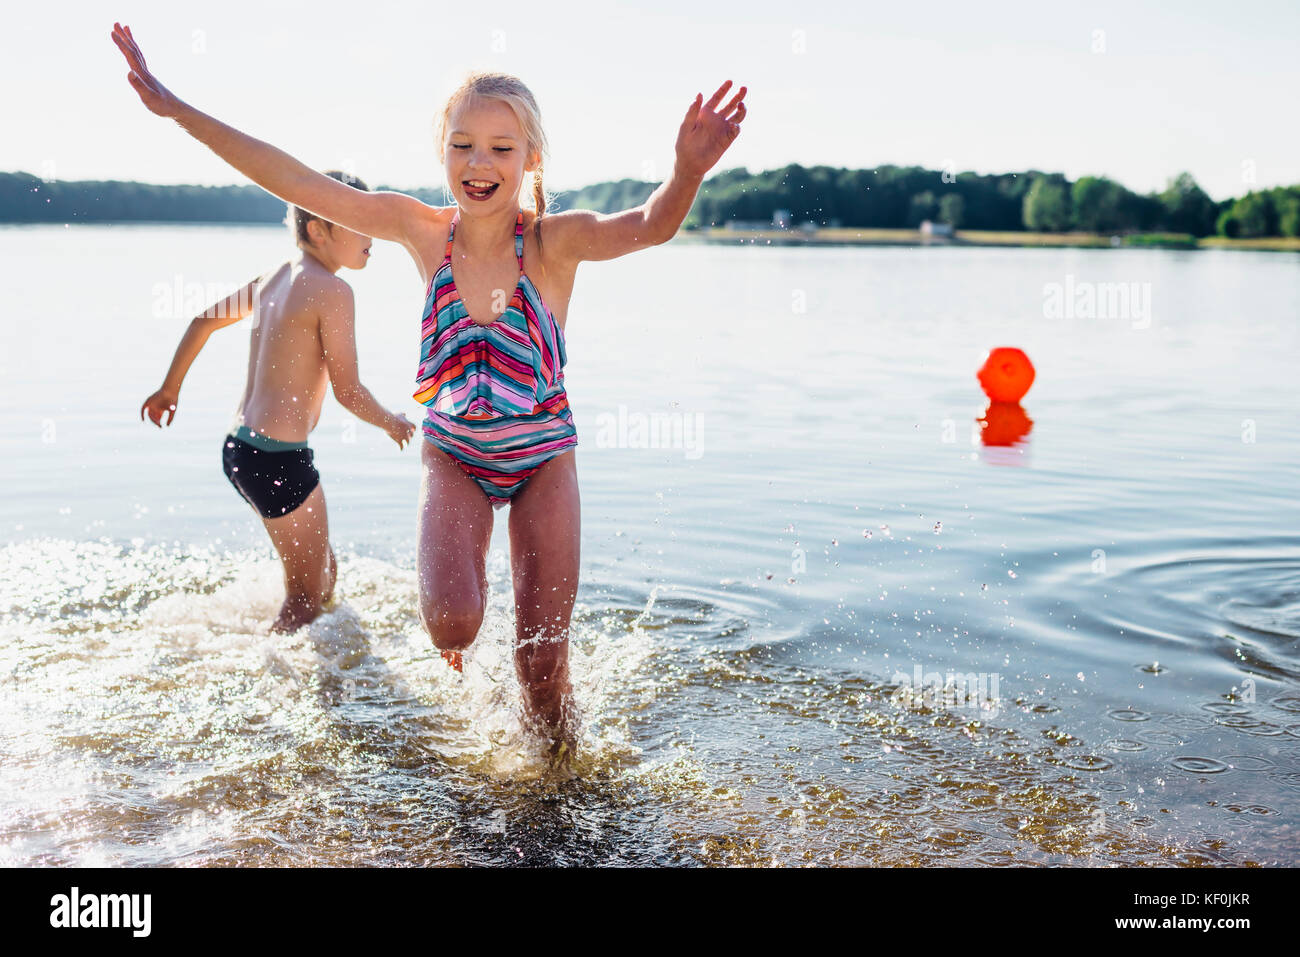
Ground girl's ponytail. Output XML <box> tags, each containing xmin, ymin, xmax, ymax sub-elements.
<box><xmin>532</xmin><ymin>161</ymin><xmax>548</xmax><ymax>252</ymax></box>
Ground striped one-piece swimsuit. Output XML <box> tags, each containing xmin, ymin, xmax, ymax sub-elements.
<box><xmin>414</xmin><ymin>208</ymin><xmax>577</xmax><ymax>507</ymax></box>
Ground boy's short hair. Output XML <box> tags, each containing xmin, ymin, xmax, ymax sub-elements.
<box><xmin>289</xmin><ymin>170</ymin><xmax>370</xmax><ymax>246</ymax></box>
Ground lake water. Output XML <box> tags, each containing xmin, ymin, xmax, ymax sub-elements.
<box><xmin>1</xmin><ymin>222</ymin><xmax>1298</xmax><ymax>865</ymax></box>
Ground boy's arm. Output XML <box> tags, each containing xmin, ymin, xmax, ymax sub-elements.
<box><xmin>111</xmin><ymin>23</ymin><xmax>428</xmax><ymax>246</ymax></box>
<box><xmin>318</xmin><ymin>283</ymin><xmax>415</xmax><ymax>448</ymax></box>
<box><xmin>141</xmin><ymin>275</ymin><xmax>261</xmax><ymax>427</ymax></box>
<box><xmin>546</xmin><ymin>81</ymin><xmax>748</xmax><ymax>265</ymax></box>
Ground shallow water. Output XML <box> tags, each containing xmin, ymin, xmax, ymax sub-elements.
<box><xmin>1</xmin><ymin>224</ymin><xmax>1298</xmax><ymax>865</ymax></box>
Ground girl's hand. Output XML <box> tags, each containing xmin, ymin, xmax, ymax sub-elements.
<box><xmin>111</xmin><ymin>22</ymin><xmax>184</xmax><ymax>119</ymax></box>
<box><xmin>387</xmin><ymin>413</ymin><xmax>417</xmax><ymax>449</ymax></box>
<box><xmin>142</xmin><ymin>388</ymin><xmax>179</xmax><ymax>428</ymax></box>
<box><xmin>674</xmin><ymin>80</ymin><xmax>748</xmax><ymax>180</ymax></box>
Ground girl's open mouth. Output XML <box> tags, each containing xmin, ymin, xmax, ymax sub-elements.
<box><xmin>464</xmin><ymin>181</ymin><xmax>499</xmax><ymax>200</ymax></box>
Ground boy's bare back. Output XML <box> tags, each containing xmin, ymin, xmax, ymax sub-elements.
<box><xmin>237</xmin><ymin>256</ymin><xmax>352</xmax><ymax>442</ymax></box>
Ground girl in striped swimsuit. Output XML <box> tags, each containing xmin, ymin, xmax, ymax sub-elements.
<box><xmin>111</xmin><ymin>21</ymin><xmax>747</xmax><ymax>758</ymax></box>
<box><xmin>414</xmin><ymin>208</ymin><xmax>577</xmax><ymax>509</ymax></box>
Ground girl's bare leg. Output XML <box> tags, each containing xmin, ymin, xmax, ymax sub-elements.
<box><xmin>417</xmin><ymin>440</ymin><xmax>494</xmax><ymax>657</ymax></box>
<box><xmin>507</xmin><ymin>450</ymin><xmax>580</xmax><ymax>750</ymax></box>
<box><xmin>261</xmin><ymin>483</ymin><xmax>332</xmax><ymax>633</ymax></box>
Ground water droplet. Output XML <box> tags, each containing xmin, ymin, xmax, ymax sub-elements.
<box><xmin>1170</xmin><ymin>756</ymin><xmax>1229</xmax><ymax>774</ymax></box>
<box><xmin>1107</xmin><ymin>708</ymin><xmax>1151</xmax><ymax>722</ymax></box>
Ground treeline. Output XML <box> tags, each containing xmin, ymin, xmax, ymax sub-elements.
<box><xmin>1016</xmin><ymin>172</ymin><xmax>1300</xmax><ymax>238</ymax></box>
<box><xmin>3</xmin><ymin>166</ymin><xmax>1297</xmax><ymax>238</ymax></box>
<box><xmin>1214</xmin><ymin>185</ymin><xmax>1300</xmax><ymax>238</ymax></box>
<box><xmin>665</xmin><ymin>165</ymin><xmax>1298</xmax><ymax>238</ymax></box>
<box><xmin>0</xmin><ymin>172</ymin><xmax>447</xmax><ymax>224</ymax></box>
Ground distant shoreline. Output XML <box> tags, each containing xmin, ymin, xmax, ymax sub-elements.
<box><xmin>6</xmin><ymin>164</ymin><xmax>1298</xmax><ymax>247</ymax></box>
<box><xmin>678</xmin><ymin>225</ymin><xmax>1300</xmax><ymax>253</ymax></box>
<box><xmin>5</xmin><ymin>219</ymin><xmax>1297</xmax><ymax>252</ymax></box>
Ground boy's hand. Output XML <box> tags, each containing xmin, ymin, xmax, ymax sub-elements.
<box><xmin>674</xmin><ymin>80</ymin><xmax>747</xmax><ymax>180</ymax></box>
<box><xmin>141</xmin><ymin>388</ymin><xmax>179</xmax><ymax>427</ymax></box>
<box><xmin>388</xmin><ymin>413</ymin><xmax>416</xmax><ymax>449</ymax></box>
<box><xmin>111</xmin><ymin>23</ymin><xmax>184</xmax><ymax>119</ymax></box>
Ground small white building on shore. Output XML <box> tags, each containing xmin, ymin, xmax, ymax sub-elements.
<box><xmin>720</xmin><ymin>211</ymin><xmax>836</xmax><ymax>233</ymax></box>
<box><xmin>724</xmin><ymin>209</ymin><xmax>793</xmax><ymax>230</ymax></box>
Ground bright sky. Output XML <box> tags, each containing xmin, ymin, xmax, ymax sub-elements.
<box><xmin>5</xmin><ymin>0</ymin><xmax>1296</xmax><ymax>201</ymax></box>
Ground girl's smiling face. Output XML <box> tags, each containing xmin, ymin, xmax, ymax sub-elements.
<box><xmin>445</xmin><ymin>97</ymin><xmax>539</xmax><ymax>208</ymax></box>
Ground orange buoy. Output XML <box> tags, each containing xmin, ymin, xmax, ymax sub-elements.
<box><xmin>977</xmin><ymin>347</ymin><xmax>1035</xmax><ymax>403</ymax></box>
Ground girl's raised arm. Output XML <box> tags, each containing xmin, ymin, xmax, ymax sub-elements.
<box><xmin>546</xmin><ymin>81</ymin><xmax>747</xmax><ymax>266</ymax></box>
<box><xmin>110</xmin><ymin>22</ymin><xmax>428</xmax><ymax>247</ymax></box>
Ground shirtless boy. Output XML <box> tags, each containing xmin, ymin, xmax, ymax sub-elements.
<box><xmin>141</xmin><ymin>171</ymin><xmax>417</xmax><ymax>632</ymax></box>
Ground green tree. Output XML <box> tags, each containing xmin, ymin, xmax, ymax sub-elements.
<box><xmin>1072</xmin><ymin>176</ymin><xmax>1124</xmax><ymax>232</ymax></box>
<box><xmin>1216</xmin><ymin>208</ymin><xmax>1240</xmax><ymax>238</ymax></box>
<box><xmin>1023</xmin><ymin>177</ymin><xmax>1071</xmax><ymax>231</ymax></box>
<box><xmin>1226</xmin><ymin>191</ymin><xmax>1278</xmax><ymax>238</ymax></box>
<box><xmin>908</xmin><ymin>190</ymin><xmax>938</xmax><ymax>227</ymax></box>
<box><xmin>1272</xmin><ymin>187</ymin><xmax>1300</xmax><ymax>238</ymax></box>
<box><xmin>1159</xmin><ymin>172</ymin><xmax>1217</xmax><ymax>236</ymax></box>
<box><xmin>938</xmin><ymin>192</ymin><xmax>964</xmax><ymax>228</ymax></box>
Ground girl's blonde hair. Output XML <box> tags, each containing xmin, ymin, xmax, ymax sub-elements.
<box><xmin>436</xmin><ymin>72</ymin><xmax>553</xmax><ymax>251</ymax></box>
